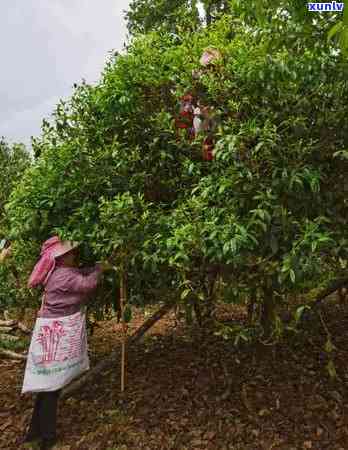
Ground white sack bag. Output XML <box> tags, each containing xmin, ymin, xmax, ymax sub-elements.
<box><xmin>22</xmin><ymin>310</ymin><xmax>89</xmax><ymax>393</ymax></box>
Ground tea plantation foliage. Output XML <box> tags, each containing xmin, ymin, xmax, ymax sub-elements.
<box><xmin>3</xmin><ymin>2</ymin><xmax>348</xmax><ymax>336</ymax></box>
<box><xmin>0</xmin><ymin>139</ymin><xmax>31</xmax><ymax>309</ymax></box>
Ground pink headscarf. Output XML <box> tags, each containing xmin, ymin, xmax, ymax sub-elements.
<box><xmin>28</xmin><ymin>236</ymin><xmax>78</xmax><ymax>288</ymax></box>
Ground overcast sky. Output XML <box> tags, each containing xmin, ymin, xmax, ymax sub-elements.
<box><xmin>0</xmin><ymin>0</ymin><xmax>130</xmax><ymax>146</ymax></box>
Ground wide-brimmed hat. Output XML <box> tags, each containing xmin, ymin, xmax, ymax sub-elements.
<box><xmin>28</xmin><ymin>236</ymin><xmax>80</xmax><ymax>288</ymax></box>
<box><xmin>52</xmin><ymin>240</ymin><xmax>79</xmax><ymax>259</ymax></box>
<box><xmin>200</xmin><ymin>48</ymin><xmax>222</xmax><ymax>67</ymax></box>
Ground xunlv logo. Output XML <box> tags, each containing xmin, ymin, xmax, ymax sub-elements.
<box><xmin>307</xmin><ymin>2</ymin><xmax>345</xmax><ymax>11</ymax></box>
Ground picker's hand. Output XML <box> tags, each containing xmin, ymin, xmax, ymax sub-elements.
<box><xmin>98</xmin><ymin>260</ymin><xmax>114</xmax><ymax>272</ymax></box>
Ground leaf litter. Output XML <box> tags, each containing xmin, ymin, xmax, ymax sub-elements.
<box><xmin>1</xmin><ymin>302</ymin><xmax>348</xmax><ymax>449</ymax></box>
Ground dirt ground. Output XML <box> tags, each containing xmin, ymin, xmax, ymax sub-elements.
<box><xmin>1</xmin><ymin>301</ymin><xmax>348</xmax><ymax>450</ymax></box>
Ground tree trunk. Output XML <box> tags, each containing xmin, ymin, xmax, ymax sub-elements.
<box><xmin>201</xmin><ymin>269</ymin><xmax>218</xmax><ymax>324</ymax></box>
<box><xmin>202</xmin><ymin>0</ymin><xmax>213</xmax><ymax>26</ymax></box>
<box><xmin>222</xmin><ymin>0</ymin><xmax>230</xmax><ymax>13</ymax></box>
<box><xmin>206</xmin><ymin>5</ymin><xmax>212</xmax><ymax>25</ymax></box>
<box><xmin>261</xmin><ymin>287</ymin><xmax>276</xmax><ymax>337</ymax></box>
<box><xmin>247</xmin><ymin>289</ymin><xmax>257</xmax><ymax>325</ymax></box>
<box><xmin>192</xmin><ymin>298</ymin><xmax>203</xmax><ymax>327</ymax></box>
<box><xmin>62</xmin><ymin>301</ymin><xmax>175</xmax><ymax>398</ymax></box>
<box><xmin>338</xmin><ymin>287</ymin><xmax>347</xmax><ymax>304</ymax></box>
<box><xmin>190</xmin><ymin>0</ymin><xmax>201</xmax><ymax>22</ymax></box>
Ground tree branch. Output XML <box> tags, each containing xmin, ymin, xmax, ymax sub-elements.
<box><xmin>312</xmin><ymin>277</ymin><xmax>348</xmax><ymax>309</ymax></box>
<box><xmin>62</xmin><ymin>301</ymin><xmax>175</xmax><ymax>398</ymax></box>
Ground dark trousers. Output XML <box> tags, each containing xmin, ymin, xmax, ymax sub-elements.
<box><xmin>27</xmin><ymin>390</ymin><xmax>61</xmax><ymax>441</ymax></box>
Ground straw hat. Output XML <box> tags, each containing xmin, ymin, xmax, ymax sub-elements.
<box><xmin>51</xmin><ymin>241</ymin><xmax>80</xmax><ymax>259</ymax></box>
<box><xmin>200</xmin><ymin>48</ymin><xmax>222</xmax><ymax>67</ymax></box>
<box><xmin>28</xmin><ymin>236</ymin><xmax>80</xmax><ymax>288</ymax></box>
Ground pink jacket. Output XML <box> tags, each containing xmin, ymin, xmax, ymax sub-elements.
<box><xmin>39</xmin><ymin>265</ymin><xmax>102</xmax><ymax>318</ymax></box>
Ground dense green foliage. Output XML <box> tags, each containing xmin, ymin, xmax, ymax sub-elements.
<box><xmin>126</xmin><ymin>0</ymin><xmax>230</xmax><ymax>35</ymax></box>
<box><xmin>0</xmin><ymin>138</ymin><xmax>29</xmax><ymax>229</ymax></box>
<box><xmin>0</xmin><ymin>138</ymin><xmax>31</xmax><ymax>309</ymax></box>
<box><xmin>3</xmin><ymin>3</ymin><xmax>348</xmax><ymax>337</ymax></box>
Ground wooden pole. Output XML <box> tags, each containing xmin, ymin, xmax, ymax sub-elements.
<box><xmin>119</xmin><ymin>264</ymin><xmax>127</xmax><ymax>393</ymax></box>
<box><xmin>62</xmin><ymin>301</ymin><xmax>175</xmax><ymax>398</ymax></box>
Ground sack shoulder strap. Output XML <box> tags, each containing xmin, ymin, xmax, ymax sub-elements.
<box><xmin>38</xmin><ymin>292</ymin><xmax>46</xmax><ymax>315</ymax></box>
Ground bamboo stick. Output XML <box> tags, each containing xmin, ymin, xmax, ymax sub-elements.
<box><xmin>120</xmin><ymin>265</ymin><xmax>127</xmax><ymax>393</ymax></box>
<box><xmin>62</xmin><ymin>301</ymin><xmax>174</xmax><ymax>398</ymax></box>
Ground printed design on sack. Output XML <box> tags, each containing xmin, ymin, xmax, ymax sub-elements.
<box><xmin>22</xmin><ymin>312</ymin><xmax>89</xmax><ymax>392</ymax></box>
<box><xmin>36</xmin><ymin>321</ymin><xmax>66</xmax><ymax>363</ymax></box>
<box><xmin>34</xmin><ymin>359</ymin><xmax>85</xmax><ymax>375</ymax></box>
<box><xmin>31</xmin><ymin>313</ymin><xmax>87</xmax><ymax>371</ymax></box>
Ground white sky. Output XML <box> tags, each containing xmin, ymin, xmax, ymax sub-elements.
<box><xmin>0</xmin><ymin>0</ymin><xmax>130</xmax><ymax>146</ymax></box>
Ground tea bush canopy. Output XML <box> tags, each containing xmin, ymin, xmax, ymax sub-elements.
<box><xmin>0</xmin><ymin>138</ymin><xmax>30</xmax><ymax>309</ymax></box>
<box><xmin>4</xmin><ymin>4</ymin><xmax>348</xmax><ymax>332</ymax></box>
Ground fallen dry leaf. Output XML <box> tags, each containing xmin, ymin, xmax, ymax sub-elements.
<box><xmin>0</xmin><ymin>418</ymin><xmax>12</xmax><ymax>432</ymax></box>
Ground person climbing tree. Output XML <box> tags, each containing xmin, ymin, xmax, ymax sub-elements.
<box><xmin>175</xmin><ymin>93</ymin><xmax>196</xmax><ymax>141</ymax></box>
<box><xmin>193</xmin><ymin>103</ymin><xmax>217</xmax><ymax>161</ymax></box>
<box><xmin>192</xmin><ymin>48</ymin><xmax>222</xmax><ymax>160</ymax></box>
